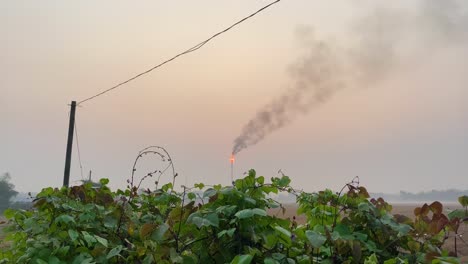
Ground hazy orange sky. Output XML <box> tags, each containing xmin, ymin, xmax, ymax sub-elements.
<box><xmin>2</xmin><ymin>1</ymin><xmax>468</xmax><ymax>193</ymax></box>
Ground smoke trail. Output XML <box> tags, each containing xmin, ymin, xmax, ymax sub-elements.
<box><xmin>232</xmin><ymin>0</ymin><xmax>468</xmax><ymax>155</ymax></box>
<box><xmin>232</xmin><ymin>30</ymin><xmax>345</xmax><ymax>155</ymax></box>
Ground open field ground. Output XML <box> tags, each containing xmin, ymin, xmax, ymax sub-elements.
<box><xmin>269</xmin><ymin>203</ymin><xmax>468</xmax><ymax>258</ymax></box>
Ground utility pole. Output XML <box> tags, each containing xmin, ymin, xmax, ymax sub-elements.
<box><xmin>63</xmin><ymin>101</ymin><xmax>76</xmax><ymax>187</ymax></box>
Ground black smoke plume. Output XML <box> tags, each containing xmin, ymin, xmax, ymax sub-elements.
<box><xmin>232</xmin><ymin>0</ymin><xmax>468</xmax><ymax>155</ymax></box>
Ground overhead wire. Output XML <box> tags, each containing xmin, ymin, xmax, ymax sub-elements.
<box><xmin>77</xmin><ymin>0</ymin><xmax>281</xmax><ymax>105</ymax></box>
<box><xmin>74</xmin><ymin>120</ymin><xmax>85</xmax><ymax>181</ymax></box>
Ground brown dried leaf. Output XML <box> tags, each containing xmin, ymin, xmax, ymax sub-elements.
<box><xmin>429</xmin><ymin>201</ymin><xmax>443</xmax><ymax>215</ymax></box>
<box><xmin>140</xmin><ymin>223</ymin><xmax>156</xmax><ymax>238</ymax></box>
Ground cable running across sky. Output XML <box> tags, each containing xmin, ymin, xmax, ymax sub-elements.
<box><xmin>77</xmin><ymin>0</ymin><xmax>281</xmax><ymax>105</ymax></box>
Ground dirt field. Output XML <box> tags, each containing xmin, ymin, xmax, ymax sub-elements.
<box><xmin>269</xmin><ymin>203</ymin><xmax>468</xmax><ymax>258</ymax></box>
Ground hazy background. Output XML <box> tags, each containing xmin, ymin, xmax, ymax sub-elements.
<box><xmin>2</xmin><ymin>0</ymin><xmax>467</xmax><ymax>194</ymax></box>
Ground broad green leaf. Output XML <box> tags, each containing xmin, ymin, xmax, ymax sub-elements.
<box><xmin>364</xmin><ymin>253</ymin><xmax>378</xmax><ymax>264</ymax></box>
<box><xmin>194</xmin><ymin>183</ymin><xmax>205</xmax><ymax>190</ymax></box>
<box><xmin>448</xmin><ymin>209</ymin><xmax>467</xmax><ymax>220</ymax></box>
<box><xmin>274</xmin><ymin>226</ymin><xmax>292</xmax><ymax>246</ymax></box>
<box><xmin>305</xmin><ymin>230</ymin><xmax>326</xmax><ymax>248</ymax></box>
<box><xmin>170</xmin><ymin>247</ymin><xmax>183</xmax><ymax>263</ymax></box>
<box><xmin>68</xmin><ymin>229</ymin><xmax>79</xmax><ymax>242</ymax></box>
<box><xmin>264</xmin><ymin>258</ymin><xmax>280</xmax><ymax>264</ymax></box>
<box><xmin>272</xmin><ymin>253</ymin><xmax>286</xmax><ymax>261</ymax></box>
<box><xmin>57</xmin><ymin>246</ymin><xmax>70</xmax><ymax>256</ymax></box>
<box><xmin>235</xmin><ymin>209</ymin><xmax>254</xmax><ymax>219</ymax></box>
<box><xmin>244</xmin><ymin>197</ymin><xmax>257</xmax><ymax>205</ymax></box>
<box><xmin>151</xmin><ymin>223</ymin><xmax>169</xmax><ymax>242</ymax></box>
<box><xmin>82</xmin><ymin>231</ymin><xmax>97</xmax><ymax>246</ymax></box>
<box><xmin>47</xmin><ymin>256</ymin><xmax>61</xmax><ymax>264</ymax></box>
<box><xmin>257</xmin><ymin>176</ymin><xmax>265</xmax><ymax>185</ymax></box>
<box><xmin>3</xmin><ymin>208</ymin><xmax>15</xmax><ymax>219</ymax></box>
<box><xmin>235</xmin><ymin>208</ymin><xmax>266</xmax><ymax>219</ymax></box>
<box><xmin>358</xmin><ymin>202</ymin><xmax>371</xmax><ymax>212</ymax></box>
<box><xmin>218</xmin><ymin>228</ymin><xmax>236</xmax><ymax>238</ymax></box>
<box><xmin>188</xmin><ymin>213</ymin><xmax>219</xmax><ymax>228</ymax></box>
<box><xmin>55</xmin><ymin>215</ymin><xmax>76</xmax><ymax>225</ymax></box>
<box><xmin>231</xmin><ymin>254</ymin><xmax>253</xmax><ymax>264</ymax></box>
<box><xmin>99</xmin><ymin>178</ymin><xmax>109</xmax><ymax>185</ymax></box>
<box><xmin>187</xmin><ymin>192</ymin><xmax>196</xmax><ymax>200</ymax></box>
<box><xmin>95</xmin><ymin>235</ymin><xmax>108</xmax><ymax>247</ymax></box>
<box><xmin>203</xmin><ymin>188</ymin><xmax>217</xmax><ymax>198</ymax></box>
<box><xmin>278</xmin><ymin>176</ymin><xmax>291</xmax><ymax>187</ymax></box>
<box><xmin>72</xmin><ymin>253</ymin><xmax>94</xmax><ymax>264</ymax></box>
<box><xmin>296</xmin><ymin>255</ymin><xmax>311</xmax><ymax>264</ymax></box>
<box><xmin>107</xmin><ymin>245</ymin><xmax>123</xmax><ymax>259</ymax></box>
<box><xmin>252</xmin><ymin>208</ymin><xmax>267</xmax><ymax>217</ymax></box>
<box><xmin>104</xmin><ymin>216</ymin><xmax>118</xmax><ymax>229</ymax></box>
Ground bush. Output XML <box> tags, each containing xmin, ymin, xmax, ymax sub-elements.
<box><xmin>0</xmin><ymin>171</ymin><xmax>464</xmax><ymax>263</ymax></box>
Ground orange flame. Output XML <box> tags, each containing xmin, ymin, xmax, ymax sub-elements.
<box><xmin>230</xmin><ymin>154</ymin><xmax>235</xmax><ymax>164</ymax></box>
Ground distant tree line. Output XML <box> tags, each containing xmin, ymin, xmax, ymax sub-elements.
<box><xmin>371</xmin><ymin>189</ymin><xmax>468</xmax><ymax>203</ymax></box>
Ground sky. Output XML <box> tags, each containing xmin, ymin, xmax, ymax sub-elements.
<box><xmin>1</xmin><ymin>0</ymin><xmax>468</xmax><ymax>194</ymax></box>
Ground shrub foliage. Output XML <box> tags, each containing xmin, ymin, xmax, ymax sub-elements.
<box><xmin>1</xmin><ymin>170</ymin><xmax>466</xmax><ymax>263</ymax></box>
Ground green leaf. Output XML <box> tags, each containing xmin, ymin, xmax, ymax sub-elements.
<box><xmin>257</xmin><ymin>176</ymin><xmax>265</xmax><ymax>185</ymax></box>
<box><xmin>364</xmin><ymin>253</ymin><xmax>379</xmax><ymax>264</ymax></box>
<box><xmin>248</xmin><ymin>169</ymin><xmax>256</xmax><ymax>178</ymax></box>
<box><xmin>274</xmin><ymin>226</ymin><xmax>292</xmax><ymax>246</ymax></box>
<box><xmin>272</xmin><ymin>253</ymin><xmax>286</xmax><ymax>261</ymax></box>
<box><xmin>162</xmin><ymin>182</ymin><xmax>173</xmax><ymax>192</ymax></box>
<box><xmin>244</xmin><ymin>197</ymin><xmax>257</xmax><ymax>205</ymax></box>
<box><xmin>231</xmin><ymin>254</ymin><xmax>253</xmax><ymax>264</ymax></box>
<box><xmin>358</xmin><ymin>202</ymin><xmax>371</xmax><ymax>212</ymax></box>
<box><xmin>47</xmin><ymin>256</ymin><xmax>61</xmax><ymax>264</ymax></box>
<box><xmin>170</xmin><ymin>247</ymin><xmax>183</xmax><ymax>263</ymax></box>
<box><xmin>99</xmin><ymin>178</ymin><xmax>109</xmax><ymax>185</ymax></box>
<box><xmin>235</xmin><ymin>208</ymin><xmax>267</xmax><ymax>219</ymax></box>
<box><xmin>203</xmin><ymin>188</ymin><xmax>217</xmax><ymax>198</ymax></box>
<box><xmin>82</xmin><ymin>231</ymin><xmax>97</xmax><ymax>246</ymax></box>
<box><xmin>448</xmin><ymin>209</ymin><xmax>467</xmax><ymax>220</ymax></box>
<box><xmin>218</xmin><ymin>228</ymin><xmax>236</xmax><ymax>238</ymax></box>
<box><xmin>95</xmin><ymin>235</ymin><xmax>108</xmax><ymax>247</ymax></box>
<box><xmin>107</xmin><ymin>245</ymin><xmax>123</xmax><ymax>259</ymax></box>
<box><xmin>36</xmin><ymin>259</ymin><xmax>48</xmax><ymax>264</ymax></box>
<box><xmin>57</xmin><ymin>246</ymin><xmax>70</xmax><ymax>256</ymax></box>
<box><xmin>68</xmin><ymin>229</ymin><xmax>79</xmax><ymax>242</ymax></box>
<box><xmin>104</xmin><ymin>216</ymin><xmax>118</xmax><ymax>229</ymax></box>
<box><xmin>278</xmin><ymin>176</ymin><xmax>291</xmax><ymax>187</ymax></box>
<box><xmin>252</xmin><ymin>208</ymin><xmax>267</xmax><ymax>216</ymax></box>
<box><xmin>264</xmin><ymin>258</ymin><xmax>280</xmax><ymax>264</ymax></box>
<box><xmin>3</xmin><ymin>208</ymin><xmax>15</xmax><ymax>219</ymax></box>
<box><xmin>55</xmin><ymin>215</ymin><xmax>76</xmax><ymax>225</ymax></box>
<box><xmin>72</xmin><ymin>253</ymin><xmax>94</xmax><ymax>264</ymax></box>
<box><xmin>194</xmin><ymin>183</ymin><xmax>205</xmax><ymax>190</ymax></box>
<box><xmin>188</xmin><ymin>213</ymin><xmax>219</xmax><ymax>228</ymax></box>
<box><xmin>296</xmin><ymin>255</ymin><xmax>311</xmax><ymax>264</ymax></box>
<box><xmin>151</xmin><ymin>223</ymin><xmax>169</xmax><ymax>242</ymax></box>
<box><xmin>305</xmin><ymin>230</ymin><xmax>327</xmax><ymax>248</ymax></box>
<box><xmin>187</xmin><ymin>192</ymin><xmax>196</xmax><ymax>200</ymax></box>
